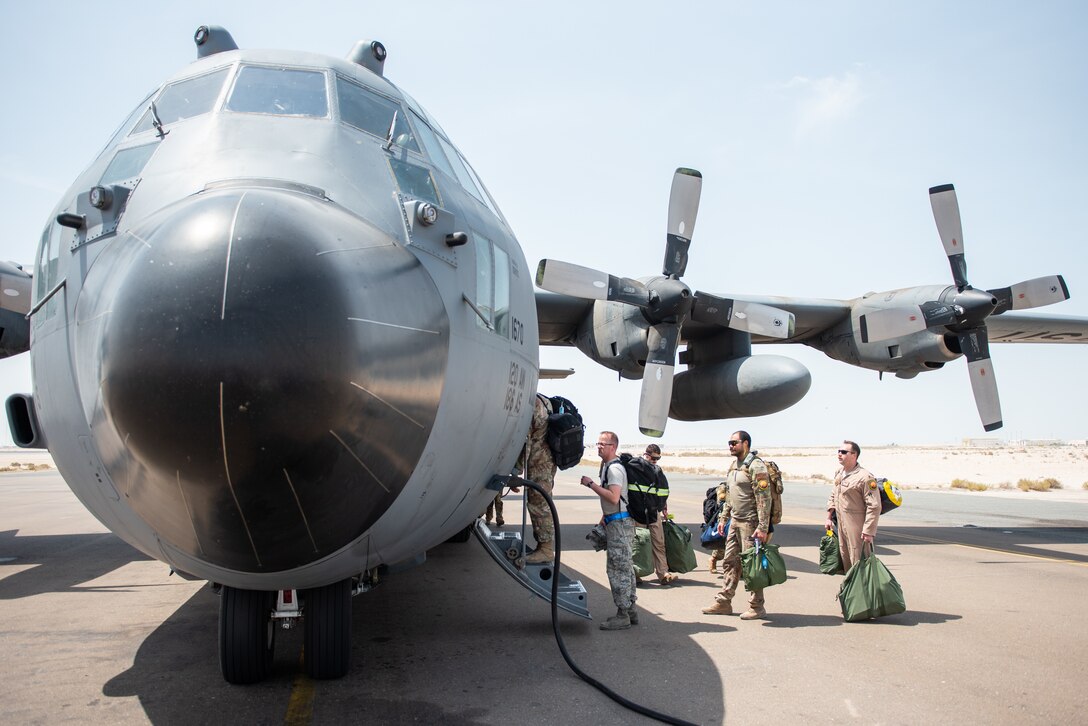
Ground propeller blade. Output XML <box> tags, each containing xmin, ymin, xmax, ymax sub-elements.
<box><xmin>958</xmin><ymin>327</ymin><xmax>1002</xmax><ymax>431</ymax></box>
<box><xmin>929</xmin><ymin>184</ymin><xmax>969</xmax><ymax>289</ymax></box>
<box><xmin>663</xmin><ymin>168</ymin><xmax>702</xmax><ymax>278</ymax></box>
<box><xmin>691</xmin><ymin>293</ymin><xmax>795</xmax><ymax>339</ymax></box>
<box><xmin>638</xmin><ymin>324</ymin><xmax>680</xmax><ymax>437</ymax></box>
<box><xmin>989</xmin><ymin>274</ymin><xmax>1070</xmax><ymax>314</ymax></box>
<box><xmin>859</xmin><ymin>301</ymin><xmax>963</xmax><ymax>343</ymax></box>
<box><xmin>535</xmin><ymin>259</ymin><xmax>650</xmax><ymax>307</ymax></box>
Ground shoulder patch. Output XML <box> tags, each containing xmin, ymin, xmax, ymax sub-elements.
<box><xmin>757</xmin><ymin>479</ymin><xmax>769</xmax><ymax>490</ymax></box>
<box><xmin>868</xmin><ymin>479</ymin><xmax>878</xmax><ymax>490</ymax></box>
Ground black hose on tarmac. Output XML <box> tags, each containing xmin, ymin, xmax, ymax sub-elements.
<box><xmin>518</xmin><ymin>479</ymin><xmax>698</xmax><ymax>726</ymax></box>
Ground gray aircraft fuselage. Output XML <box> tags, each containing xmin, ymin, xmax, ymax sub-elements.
<box><xmin>28</xmin><ymin>39</ymin><xmax>538</xmax><ymax>589</ymax></box>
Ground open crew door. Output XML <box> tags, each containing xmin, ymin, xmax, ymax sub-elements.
<box><xmin>472</xmin><ymin>477</ymin><xmax>590</xmax><ymax>619</ymax></box>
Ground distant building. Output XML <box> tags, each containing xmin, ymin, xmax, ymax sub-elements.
<box><xmin>960</xmin><ymin>438</ymin><xmax>1003</xmax><ymax>448</ymax></box>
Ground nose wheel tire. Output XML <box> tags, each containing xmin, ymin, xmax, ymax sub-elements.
<box><xmin>219</xmin><ymin>586</ymin><xmax>276</xmax><ymax>684</ymax></box>
<box><xmin>303</xmin><ymin>578</ymin><xmax>353</xmax><ymax>679</ymax></box>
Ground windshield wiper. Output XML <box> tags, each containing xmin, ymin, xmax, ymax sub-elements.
<box><xmin>150</xmin><ymin>101</ymin><xmax>170</xmax><ymax>140</ymax></box>
<box><xmin>384</xmin><ymin>110</ymin><xmax>398</xmax><ymax>150</ymax></box>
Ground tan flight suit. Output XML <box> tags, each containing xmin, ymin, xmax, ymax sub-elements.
<box><xmin>827</xmin><ymin>465</ymin><xmax>881</xmax><ymax>572</ymax></box>
<box><xmin>714</xmin><ymin>456</ymin><xmax>772</xmax><ymax>610</ymax></box>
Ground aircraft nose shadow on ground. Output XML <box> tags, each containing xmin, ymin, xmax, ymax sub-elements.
<box><xmin>0</xmin><ymin>529</ymin><xmax>152</xmax><ymax>600</ymax></box>
<box><xmin>102</xmin><ymin>528</ymin><xmax>728</xmax><ymax>725</ymax></box>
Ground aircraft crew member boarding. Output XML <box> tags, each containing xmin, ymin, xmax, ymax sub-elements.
<box><xmin>582</xmin><ymin>431</ymin><xmax>637</xmax><ymax>630</ymax></box>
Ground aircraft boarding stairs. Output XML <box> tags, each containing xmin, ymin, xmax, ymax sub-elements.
<box><xmin>472</xmin><ymin>475</ymin><xmax>590</xmax><ymax>619</ymax></box>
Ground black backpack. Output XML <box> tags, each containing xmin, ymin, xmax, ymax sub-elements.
<box><xmin>702</xmin><ymin>485</ymin><xmax>721</xmax><ymax>525</ymax></box>
<box><xmin>539</xmin><ymin>394</ymin><xmax>584</xmax><ymax>470</ymax></box>
<box><xmin>617</xmin><ymin>453</ymin><xmax>659</xmax><ymax>525</ymax></box>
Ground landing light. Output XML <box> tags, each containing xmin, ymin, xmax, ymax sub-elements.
<box><xmin>89</xmin><ymin>185</ymin><xmax>113</xmax><ymax>210</ymax></box>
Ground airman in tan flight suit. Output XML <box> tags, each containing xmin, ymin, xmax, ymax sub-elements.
<box><xmin>824</xmin><ymin>440</ymin><xmax>881</xmax><ymax>572</ymax></box>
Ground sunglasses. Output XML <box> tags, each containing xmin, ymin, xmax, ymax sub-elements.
<box><xmin>727</xmin><ymin>440</ymin><xmax>742</xmax><ymax>446</ymax></box>
<box><xmin>647</xmin><ymin>455</ymin><xmax>660</xmax><ymax>461</ymax></box>
<box><xmin>837</xmin><ymin>449</ymin><xmax>853</xmax><ymax>455</ymax></box>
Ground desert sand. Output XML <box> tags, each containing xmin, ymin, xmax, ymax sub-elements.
<box><xmin>5</xmin><ymin>445</ymin><xmax>1087</xmax><ymax>494</ymax></box>
<box><xmin>648</xmin><ymin>444</ymin><xmax>1088</xmax><ymax>493</ymax></box>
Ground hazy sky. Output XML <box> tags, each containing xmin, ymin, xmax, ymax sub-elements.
<box><xmin>1</xmin><ymin>2</ymin><xmax>1085</xmax><ymax>449</ymax></box>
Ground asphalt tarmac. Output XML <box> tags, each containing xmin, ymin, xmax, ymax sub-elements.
<box><xmin>2</xmin><ymin>464</ymin><xmax>1087</xmax><ymax>725</ymax></box>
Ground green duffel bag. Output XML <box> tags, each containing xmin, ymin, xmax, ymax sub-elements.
<box><xmin>663</xmin><ymin>518</ymin><xmax>698</xmax><ymax>574</ymax></box>
<box><xmin>632</xmin><ymin>526</ymin><xmax>654</xmax><ymax>578</ymax></box>
<box><xmin>838</xmin><ymin>547</ymin><xmax>906</xmax><ymax>621</ymax></box>
<box><xmin>740</xmin><ymin>541</ymin><xmax>787</xmax><ymax>591</ymax></box>
<box><xmin>819</xmin><ymin>529</ymin><xmax>845</xmax><ymax>575</ymax></box>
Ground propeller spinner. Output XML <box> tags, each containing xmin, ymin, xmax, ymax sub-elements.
<box><xmin>536</xmin><ymin>168</ymin><xmax>796</xmax><ymax>436</ymax></box>
<box><xmin>859</xmin><ymin>183</ymin><xmax>1070</xmax><ymax>431</ymax></box>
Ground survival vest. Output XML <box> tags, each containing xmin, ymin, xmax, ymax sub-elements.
<box><xmin>538</xmin><ymin>394</ymin><xmax>585</xmax><ymax>470</ymax></box>
<box><xmin>618</xmin><ymin>453</ymin><xmax>661</xmax><ymax>525</ymax></box>
<box><xmin>743</xmin><ymin>452</ymin><xmax>784</xmax><ymax>526</ymax></box>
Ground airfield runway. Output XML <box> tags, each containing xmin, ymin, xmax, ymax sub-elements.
<box><xmin>2</xmin><ymin>464</ymin><xmax>1087</xmax><ymax>725</ymax></box>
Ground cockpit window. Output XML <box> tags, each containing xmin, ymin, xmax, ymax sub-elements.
<box><xmin>336</xmin><ymin>77</ymin><xmax>419</xmax><ymax>152</ymax></box>
<box><xmin>435</xmin><ymin>135</ymin><xmax>502</xmax><ymax>218</ymax></box>
<box><xmin>473</xmin><ymin>233</ymin><xmax>510</xmax><ymax>337</ymax></box>
<box><xmin>33</xmin><ymin>224</ymin><xmax>61</xmax><ymax>323</ymax></box>
<box><xmin>226</xmin><ymin>66</ymin><xmax>328</xmax><ymax>118</ymax></box>
<box><xmin>131</xmin><ymin>67</ymin><xmax>230</xmax><ymax>135</ymax></box>
<box><xmin>407</xmin><ymin>109</ymin><xmax>456</xmax><ymax>179</ymax></box>
<box><xmin>99</xmin><ymin>144</ymin><xmax>158</xmax><ymax>186</ymax></box>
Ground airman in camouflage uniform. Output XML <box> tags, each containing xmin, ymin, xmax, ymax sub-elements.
<box><xmin>824</xmin><ymin>440</ymin><xmax>881</xmax><ymax>572</ymax></box>
<box><xmin>515</xmin><ymin>394</ymin><xmax>557</xmax><ymax>564</ymax></box>
<box><xmin>581</xmin><ymin>430</ymin><xmax>637</xmax><ymax>630</ymax></box>
<box><xmin>703</xmin><ymin>430</ymin><xmax>773</xmax><ymax>620</ymax></box>
<box><xmin>484</xmin><ymin>492</ymin><xmax>504</xmax><ymax>527</ymax></box>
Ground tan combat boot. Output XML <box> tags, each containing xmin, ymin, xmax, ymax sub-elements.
<box><xmin>626</xmin><ymin>607</ymin><xmax>639</xmax><ymax>625</ymax></box>
<box><xmin>599</xmin><ymin>608</ymin><xmax>631</xmax><ymax>630</ymax></box>
<box><xmin>708</xmin><ymin>554</ymin><xmax>719</xmax><ymax>574</ymax></box>
<box><xmin>525</xmin><ymin>544</ymin><xmax>554</xmax><ymax>564</ymax></box>
<box><xmin>739</xmin><ymin>607</ymin><xmax>767</xmax><ymax>620</ymax></box>
<box><xmin>702</xmin><ymin>600</ymin><xmax>732</xmax><ymax>616</ymax></box>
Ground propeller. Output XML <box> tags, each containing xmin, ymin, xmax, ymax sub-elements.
<box><xmin>858</xmin><ymin>183</ymin><xmax>1071</xmax><ymax>431</ymax></box>
<box><xmin>536</xmin><ymin>168</ymin><xmax>796</xmax><ymax>437</ymax></box>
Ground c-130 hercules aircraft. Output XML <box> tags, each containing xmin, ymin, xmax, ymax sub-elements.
<box><xmin>2</xmin><ymin>26</ymin><xmax>1085</xmax><ymax>683</ymax></box>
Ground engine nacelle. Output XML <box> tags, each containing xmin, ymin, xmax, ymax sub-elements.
<box><xmin>670</xmin><ymin>355</ymin><xmax>811</xmax><ymax>421</ymax></box>
<box><xmin>813</xmin><ymin>315</ymin><xmax>959</xmax><ymax>380</ymax></box>
<box><xmin>574</xmin><ymin>300</ymin><xmax>650</xmax><ymax>379</ymax></box>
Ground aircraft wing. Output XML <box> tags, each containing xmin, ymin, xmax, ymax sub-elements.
<box><xmin>536</xmin><ymin>291</ymin><xmax>593</xmax><ymax>345</ymax></box>
<box><xmin>0</xmin><ymin>261</ymin><xmax>31</xmax><ymax>358</ymax></box>
<box><xmin>682</xmin><ymin>294</ymin><xmax>852</xmax><ymax>344</ymax></box>
<box><xmin>535</xmin><ymin>290</ymin><xmax>850</xmax><ymax>346</ymax></box>
<box><xmin>984</xmin><ymin>313</ymin><xmax>1088</xmax><ymax>343</ymax></box>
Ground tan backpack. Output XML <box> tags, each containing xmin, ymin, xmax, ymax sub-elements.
<box><xmin>744</xmin><ymin>453</ymin><xmax>784</xmax><ymax>525</ymax></box>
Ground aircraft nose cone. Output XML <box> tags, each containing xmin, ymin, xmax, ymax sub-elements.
<box><xmin>96</xmin><ymin>187</ymin><xmax>449</xmax><ymax>573</ymax></box>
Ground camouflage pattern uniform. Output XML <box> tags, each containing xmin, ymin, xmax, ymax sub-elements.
<box><xmin>484</xmin><ymin>492</ymin><xmax>504</xmax><ymax>526</ymax></box>
<box><xmin>601</xmin><ymin>459</ymin><xmax>636</xmax><ymax>612</ymax></box>
<box><xmin>515</xmin><ymin>395</ymin><xmax>557</xmax><ymax>550</ymax></box>
<box><xmin>714</xmin><ymin>455</ymin><xmax>772</xmax><ymax>611</ymax></box>
<box><xmin>827</xmin><ymin>465</ymin><xmax>880</xmax><ymax>572</ymax></box>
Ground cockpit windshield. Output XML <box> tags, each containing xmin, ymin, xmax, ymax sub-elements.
<box><xmin>336</xmin><ymin>77</ymin><xmax>419</xmax><ymax>153</ymax></box>
<box><xmin>130</xmin><ymin>67</ymin><xmax>230</xmax><ymax>135</ymax></box>
<box><xmin>226</xmin><ymin>66</ymin><xmax>329</xmax><ymax>118</ymax></box>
